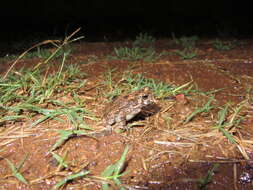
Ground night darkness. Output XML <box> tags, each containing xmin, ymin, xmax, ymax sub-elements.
<box><xmin>1</xmin><ymin>0</ymin><xmax>253</xmax><ymax>42</ymax></box>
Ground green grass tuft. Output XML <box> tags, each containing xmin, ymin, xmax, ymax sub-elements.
<box><xmin>213</xmin><ymin>104</ymin><xmax>238</xmax><ymax>144</ymax></box>
<box><xmin>123</xmin><ymin>73</ymin><xmax>193</xmax><ymax>98</ymax></box>
<box><xmin>133</xmin><ymin>33</ymin><xmax>155</xmax><ymax>47</ymax></box>
<box><xmin>5</xmin><ymin>155</ymin><xmax>29</xmax><ymax>185</ymax></box>
<box><xmin>172</xmin><ymin>34</ymin><xmax>199</xmax><ymax>50</ymax></box>
<box><xmin>212</xmin><ymin>39</ymin><xmax>234</xmax><ymax>51</ymax></box>
<box><xmin>175</xmin><ymin>49</ymin><xmax>198</xmax><ymax>59</ymax></box>
<box><xmin>109</xmin><ymin>46</ymin><xmax>160</xmax><ymax>62</ymax></box>
<box><xmin>184</xmin><ymin>96</ymin><xmax>215</xmax><ymax>124</ymax></box>
<box><xmin>101</xmin><ymin>146</ymin><xmax>129</xmax><ymax>190</ymax></box>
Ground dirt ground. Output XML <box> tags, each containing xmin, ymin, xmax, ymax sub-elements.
<box><xmin>0</xmin><ymin>38</ymin><xmax>253</xmax><ymax>190</ymax></box>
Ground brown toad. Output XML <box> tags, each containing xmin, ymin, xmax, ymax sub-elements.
<box><xmin>104</xmin><ymin>87</ymin><xmax>155</xmax><ymax>131</ymax></box>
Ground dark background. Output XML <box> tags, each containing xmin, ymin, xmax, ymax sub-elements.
<box><xmin>1</xmin><ymin>0</ymin><xmax>253</xmax><ymax>42</ymax></box>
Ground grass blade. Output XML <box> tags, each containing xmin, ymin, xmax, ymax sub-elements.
<box><xmin>5</xmin><ymin>158</ymin><xmax>29</xmax><ymax>185</ymax></box>
<box><xmin>184</xmin><ymin>96</ymin><xmax>214</xmax><ymax>124</ymax></box>
<box><xmin>50</xmin><ymin>129</ymin><xmax>89</xmax><ymax>152</ymax></box>
<box><xmin>101</xmin><ymin>146</ymin><xmax>129</xmax><ymax>190</ymax></box>
<box><xmin>50</xmin><ymin>130</ymin><xmax>74</xmax><ymax>152</ymax></box>
<box><xmin>51</xmin><ymin>152</ymin><xmax>68</xmax><ymax>170</ymax></box>
<box><xmin>52</xmin><ymin>170</ymin><xmax>89</xmax><ymax>190</ymax></box>
<box><xmin>114</xmin><ymin>146</ymin><xmax>129</xmax><ymax>176</ymax></box>
<box><xmin>199</xmin><ymin>163</ymin><xmax>219</xmax><ymax>189</ymax></box>
<box><xmin>214</xmin><ymin>104</ymin><xmax>237</xmax><ymax>144</ymax></box>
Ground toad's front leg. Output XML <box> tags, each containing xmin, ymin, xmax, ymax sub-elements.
<box><xmin>115</xmin><ymin>120</ymin><xmax>127</xmax><ymax>130</ymax></box>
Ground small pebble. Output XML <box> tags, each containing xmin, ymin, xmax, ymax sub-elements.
<box><xmin>239</xmin><ymin>172</ymin><xmax>252</xmax><ymax>183</ymax></box>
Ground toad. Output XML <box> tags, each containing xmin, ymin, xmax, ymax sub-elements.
<box><xmin>86</xmin><ymin>87</ymin><xmax>156</xmax><ymax>138</ymax></box>
<box><xmin>104</xmin><ymin>87</ymin><xmax>156</xmax><ymax>131</ymax></box>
